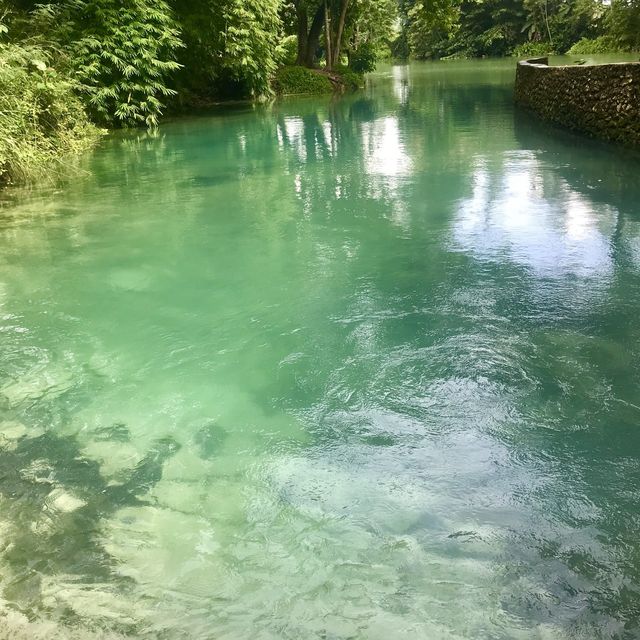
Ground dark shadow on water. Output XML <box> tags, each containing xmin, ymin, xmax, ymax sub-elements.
<box><xmin>0</xmin><ymin>429</ymin><xmax>180</xmax><ymax>629</ymax></box>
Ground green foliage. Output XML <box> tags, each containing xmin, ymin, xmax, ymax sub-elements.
<box><xmin>349</xmin><ymin>42</ymin><xmax>377</xmax><ymax>72</ymax></box>
<box><xmin>219</xmin><ymin>0</ymin><xmax>282</xmax><ymax>97</ymax></box>
<box><xmin>390</xmin><ymin>31</ymin><xmax>411</xmax><ymax>59</ymax></box>
<box><xmin>333</xmin><ymin>63</ymin><xmax>365</xmax><ymax>88</ymax></box>
<box><xmin>447</xmin><ymin>0</ymin><xmax>526</xmax><ymax>57</ymax></box>
<box><xmin>398</xmin><ymin>0</ymin><xmax>619</xmax><ymax>59</ymax></box>
<box><xmin>404</xmin><ymin>0</ymin><xmax>530</xmax><ymax>58</ymax></box>
<box><xmin>278</xmin><ymin>34</ymin><xmax>299</xmax><ymax>66</ymax></box>
<box><xmin>34</xmin><ymin>0</ymin><xmax>183</xmax><ymax>128</ymax></box>
<box><xmin>0</xmin><ymin>41</ymin><xmax>100</xmax><ymax>185</ymax></box>
<box><xmin>343</xmin><ymin>0</ymin><xmax>398</xmax><ymax>65</ymax></box>
<box><xmin>172</xmin><ymin>0</ymin><xmax>282</xmax><ymax>102</ymax></box>
<box><xmin>407</xmin><ymin>0</ymin><xmax>460</xmax><ymax>58</ymax></box>
<box><xmin>606</xmin><ymin>0</ymin><xmax>640</xmax><ymax>51</ymax></box>
<box><xmin>272</xmin><ymin>65</ymin><xmax>334</xmax><ymax>94</ymax></box>
<box><xmin>567</xmin><ymin>35</ymin><xmax>620</xmax><ymax>54</ymax></box>
<box><xmin>545</xmin><ymin>0</ymin><xmax>604</xmax><ymax>54</ymax></box>
<box><xmin>511</xmin><ymin>40</ymin><xmax>554</xmax><ymax>56</ymax></box>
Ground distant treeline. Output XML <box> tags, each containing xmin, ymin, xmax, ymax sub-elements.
<box><xmin>397</xmin><ymin>0</ymin><xmax>640</xmax><ymax>59</ymax></box>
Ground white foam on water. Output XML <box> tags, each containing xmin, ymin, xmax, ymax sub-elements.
<box><xmin>45</xmin><ymin>488</ymin><xmax>87</xmax><ymax>513</ymax></box>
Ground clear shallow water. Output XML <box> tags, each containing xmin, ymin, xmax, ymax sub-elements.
<box><xmin>1</xmin><ymin>59</ymin><xmax>640</xmax><ymax>639</ymax></box>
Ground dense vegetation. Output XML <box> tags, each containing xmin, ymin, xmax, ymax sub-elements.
<box><xmin>0</xmin><ymin>0</ymin><xmax>638</xmax><ymax>185</ymax></box>
<box><xmin>0</xmin><ymin>33</ymin><xmax>100</xmax><ymax>186</ymax></box>
<box><xmin>398</xmin><ymin>0</ymin><xmax>640</xmax><ymax>59</ymax></box>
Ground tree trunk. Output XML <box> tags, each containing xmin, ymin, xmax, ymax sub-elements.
<box><xmin>543</xmin><ymin>0</ymin><xmax>553</xmax><ymax>47</ymax></box>
<box><xmin>303</xmin><ymin>3</ymin><xmax>325</xmax><ymax>67</ymax></box>
<box><xmin>324</xmin><ymin>0</ymin><xmax>333</xmax><ymax>70</ymax></box>
<box><xmin>295</xmin><ymin>2</ymin><xmax>308</xmax><ymax>66</ymax></box>
<box><xmin>332</xmin><ymin>0</ymin><xmax>349</xmax><ymax>66</ymax></box>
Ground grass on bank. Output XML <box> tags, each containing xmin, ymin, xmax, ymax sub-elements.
<box><xmin>273</xmin><ymin>65</ymin><xmax>364</xmax><ymax>96</ymax></box>
<box><xmin>0</xmin><ymin>43</ymin><xmax>101</xmax><ymax>187</ymax></box>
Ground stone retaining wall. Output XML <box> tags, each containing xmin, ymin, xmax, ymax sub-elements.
<box><xmin>514</xmin><ymin>57</ymin><xmax>640</xmax><ymax>147</ymax></box>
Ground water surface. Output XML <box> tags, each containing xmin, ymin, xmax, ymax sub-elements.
<box><xmin>1</xmin><ymin>59</ymin><xmax>640</xmax><ymax>639</ymax></box>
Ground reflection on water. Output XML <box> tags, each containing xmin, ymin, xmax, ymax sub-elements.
<box><xmin>1</xmin><ymin>59</ymin><xmax>640</xmax><ymax>639</ymax></box>
<box><xmin>453</xmin><ymin>153</ymin><xmax>617</xmax><ymax>281</ymax></box>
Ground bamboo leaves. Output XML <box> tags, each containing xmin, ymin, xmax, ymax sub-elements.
<box><xmin>35</xmin><ymin>0</ymin><xmax>183</xmax><ymax>127</ymax></box>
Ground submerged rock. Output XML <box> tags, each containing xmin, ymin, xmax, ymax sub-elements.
<box><xmin>0</xmin><ymin>429</ymin><xmax>182</xmax><ymax>623</ymax></box>
<box><xmin>111</xmin><ymin>436</ymin><xmax>181</xmax><ymax>501</ymax></box>
<box><xmin>0</xmin><ymin>605</ymin><xmax>127</xmax><ymax>639</ymax></box>
<box><xmin>0</xmin><ymin>366</ymin><xmax>75</xmax><ymax>408</ymax></box>
<box><xmin>92</xmin><ymin>423</ymin><xmax>130</xmax><ymax>443</ymax></box>
<box><xmin>0</xmin><ymin>421</ymin><xmax>27</xmax><ymax>441</ymax></box>
<box><xmin>193</xmin><ymin>422</ymin><xmax>228</xmax><ymax>459</ymax></box>
<box><xmin>0</xmin><ymin>421</ymin><xmax>28</xmax><ymax>451</ymax></box>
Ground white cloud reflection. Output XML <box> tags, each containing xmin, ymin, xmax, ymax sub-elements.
<box><xmin>362</xmin><ymin>116</ymin><xmax>412</xmax><ymax>178</ymax></box>
<box><xmin>452</xmin><ymin>153</ymin><xmax>618</xmax><ymax>280</ymax></box>
<box><xmin>278</xmin><ymin>116</ymin><xmax>307</xmax><ymax>162</ymax></box>
<box><xmin>392</xmin><ymin>65</ymin><xmax>410</xmax><ymax>106</ymax></box>
<box><xmin>362</xmin><ymin>116</ymin><xmax>413</xmax><ymax>228</ymax></box>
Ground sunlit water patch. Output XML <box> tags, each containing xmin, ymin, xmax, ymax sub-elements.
<box><xmin>1</xmin><ymin>59</ymin><xmax>640</xmax><ymax>639</ymax></box>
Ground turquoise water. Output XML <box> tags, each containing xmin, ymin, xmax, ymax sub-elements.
<box><xmin>1</xmin><ymin>60</ymin><xmax>640</xmax><ymax>639</ymax></box>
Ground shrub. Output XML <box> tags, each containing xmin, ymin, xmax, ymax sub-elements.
<box><xmin>272</xmin><ymin>66</ymin><xmax>333</xmax><ymax>95</ymax></box>
<box><xmin>567</xmin><ymin>35</ymin><xmax>621</xmax><ymax>54</ymax></box>
<box><xmin>218</xmin><ymin>0</ymin><xmax>282</xmax><ymax>98</ymax></box>
<box><xmin>278</xmin><ymin>34</ymin><xmax>298</xmax><ymax>66</ymax></box>
<box><xmin>170</xmin><ymin>0</ymin><xmax>283</xmax><ymax>103</ymax></box>
<box><xmin>511</xmin><ymin>41</ymin><xmax>555</xmax><ymax>57</ymax></box>
<box><xmin>349</xmin><ymin>43</ymin><xmax>378</xmax><ymax>73</ymax></box>
<box><xmin>333</xmin><ymin>64</ymin><xmax>365</xmax><ymax>90</ymax></box>
<box><xmin>0</xmin><ymin>42</ymin><xmax>100</xmax><ymax>186</ymax></box>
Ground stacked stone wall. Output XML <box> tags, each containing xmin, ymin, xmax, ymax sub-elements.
<box><xmin>514</xmin><ymin>57</ymin><xmax>640</xmax><ymax>147</ymax></box>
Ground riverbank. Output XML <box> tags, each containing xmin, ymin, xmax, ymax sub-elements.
<box><xmin>4</xmin><ymin>51</ymin><xmax>638</xmax><ymax>193</ymax></box>
<box><xmin>0</xmin><ymin>53</ymin><xmax>362</xmax><ymax>192</ymax></box>
<box><xmin>0</xmin><ymin>43</ymin><xmax>102</xmax><ymax>188</ymax></box>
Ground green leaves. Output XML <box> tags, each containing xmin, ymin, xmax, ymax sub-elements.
<box><xmin>171</xmin><ymin>0</ymin><xmax>283</xmax><ymax>102</ymax></box>
<box><xmin>34</xmin><ymin>0</ymin><xmax>183</xmax><ymax>128</ymax></box>
<box><xmin>398</xmin><ymin>0</ymin><xmax>615</xmax><ymax>59</ymax></box>
<box><xmin>0</xmin><ymin>41</ymin><xmax>99</xmax><ymax>185</ymax></box>
<box><xmin>220</xmin><ymin>0</ymin><xmax>282</xmax><ymax>96</ymax></box>
<box><xmin>606</xmin><ymin>0</ymin><xmax>640</xmax><ymax>51</ymax></box>
<box><xmin>343</xmin><ymin>0</ymin><xmax>398</xmax><ymax>66</ymax></box>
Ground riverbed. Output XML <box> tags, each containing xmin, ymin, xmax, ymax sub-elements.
<box><xmin>1</xmin><ymin>59</ymin><xmax>639</xmax><ymax>639</ymax></box>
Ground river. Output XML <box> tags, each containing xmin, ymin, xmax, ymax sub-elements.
<box><xmin>1</xmin><ymin>59</ymin><xmax>640</xmax><ymax>639</ymax></box>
